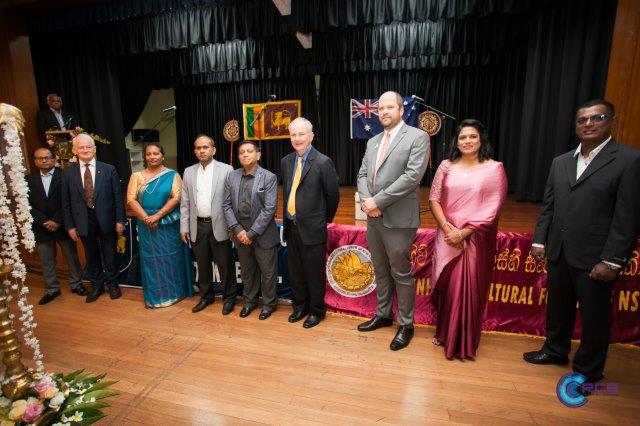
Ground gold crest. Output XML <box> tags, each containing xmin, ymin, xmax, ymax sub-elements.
<box><xmin>418</xmin><ymin>110</ymin><xmax>442</xmax><ymax>136</ymax></box>
<box><xmin>326</xmin><ymin>245</ymin><xmax>376</xmax><ymax>297</ymax></box>
<box><xmin>223</xmin><ymin>120</ymin><xmax>240</xmax><ymax>142</ymax></box>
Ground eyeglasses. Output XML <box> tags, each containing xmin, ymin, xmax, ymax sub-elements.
<box><xmin>575</xmin><ymin>113</ymin><xmax>610</xmax><ymax>125</ymax></box>
<box><xmin>34</xmin><ymin>156</ymin><xmax>54</xmax><ymax>161</ymax></box>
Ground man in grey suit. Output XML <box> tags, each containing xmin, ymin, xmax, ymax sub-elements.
<box><xmin>356</xmin><ymin>91</ymin><xmax>430</xmax><ymax>351</ymax></box>
<box><xmin>180</xmin><ymin>134</ymin><xmax>237</xmax><ymax>314</ymax></box>
<box><xmin>223</xmin><ymin>140</ymin><xmax>279</xmax><ymax>320</ymax></box>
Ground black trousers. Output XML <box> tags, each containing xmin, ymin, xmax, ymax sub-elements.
<box><xmin>287</xmin><ymin>223</ymin><xmax>326</xmax><ymax>316</ymax></box>
<box><xmin>81</xmin><ymin>208</ymin><xmax>117</xmax><ymax>289</ymax></box>
<box><xmin>192</xmin><ymin>220</ymin><xmax>237</xmax><ymax>303</ymax></box>
<box><xmin>543</xmin><ymin>251</ymin><xmax>613</xmax><ymax>382</ymax></box>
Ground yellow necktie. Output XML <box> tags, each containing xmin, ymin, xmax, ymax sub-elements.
<box><xmin>287</xmin><ymin>156</ymin><xmax>303</xmax><ymax>216</ymax></box>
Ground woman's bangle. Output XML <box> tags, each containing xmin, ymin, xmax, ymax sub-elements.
<box><xmin>457</xmin><ymin>229</ymin><xmax>462</xmax><ymax>240</ymax></box>
<box><xmin>442</xmin><ymin>221</ymin><xmax>449</xmax><ymax>228</ymax></box>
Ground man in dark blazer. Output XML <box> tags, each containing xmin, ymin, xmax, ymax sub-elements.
<box><xmin>37</xmin><ymin>93</ymin><xmax>79</xmax><ymax>145</ymax></box>
<box><xmin>61</xmin><ymin>133</ymin><xmax>126</xmax><ymax>302</ymax></box>
<box><xmin>281</xmin><ymin>117</ymin><xmax>339</xmax><ymax>328</ymax></box>
<box><xmin>524</xmin><ymin>100</ymin><xmax>640</xmax><ymax>384</ymax></box>
<box><xmin>27</xmin><ymin>147</ymin><xmax>87</xmax><ymax>305</ymax></box>
<box><xmin>223</xmin><ymin>140</ymin><xmax>280</xmax><ymax>320</ymax></box>
<box><xmin>356</xmin><ymin>91</ymin><xmax>429</xmax><ymax>351</ymax></box>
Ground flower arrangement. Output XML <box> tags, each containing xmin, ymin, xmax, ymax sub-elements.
<box><xmin>1</xmin><ymin>104</ymin><xmax>117</xmax><ymax>425</ymax></box>
<box><xmin>44</xmin><ymin>127</ymin><xmax>109</xmax><ymax>169</ymax></box>
<box><xmin>0</xmin><ymin>371</ymin><xmax>117</xmax><ymax>425</ymax></box>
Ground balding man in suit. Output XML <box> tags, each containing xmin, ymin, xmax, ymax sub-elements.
<box><xmin>356</xmin><ymin>91</ymin><xmax>429</xmax><ymax>351</ymax></box>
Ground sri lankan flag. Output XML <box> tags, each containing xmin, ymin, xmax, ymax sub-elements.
<box><xmin>242</xmin><ymin>100</ymin><xmax>301</xmax><ymax>140</ymax></box>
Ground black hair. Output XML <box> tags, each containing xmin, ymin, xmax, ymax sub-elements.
<box><xmin>237</xmin><ymin>140</ymin><xmax>260</xmax><ymax>152</ymax></box>
<box><xmin>576</xmin><ymin>99</ymin><xmax>615</xmax><ymax>118</ymax></box>
<box><xmin>448</xmin><ymin>119</ymin><xmax>493</xmax><ymax>162</ymax></box>
<box><xmin>143</xmin><ymin>142</ymin><xmax>164</xmax><ymax>167</ymax></box>
<box><xmin>194</xmin><ymin>133</ymin><xmax>215</xmax><ymax>148</ymax></box>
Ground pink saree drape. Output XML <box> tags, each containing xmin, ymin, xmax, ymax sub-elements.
<box><xmin>430</xmin><ymin>160</ymin><xmax>507</xmax><ymax>359</ymax></box>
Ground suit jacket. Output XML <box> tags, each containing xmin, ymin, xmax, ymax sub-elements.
<box><xmin>533</xmin><ymin>139</ymin><xmax>640</xmax><ymax>270</ymax></box>
<box><xmin>222</xmin><ymin>165</ymin><xmax>279</xmax><ymax>249</ymax></box>
<box><xmin>357</xmin><ymin>123</ymin><xmax>430</xmax><ymax>229</ymax></box>
<box><xmin>37</xmin><ymin>108</ymin><xmax>78</xmax><ymax>138</ymax></box>
<box><xmin>281</xmin><ymin>146</ymin><xmax>339</xmax><ymax>245</ymax></box>
<box><xmin>26</xmin><ymin>169</ymin><xmax>70</xmax><ymax>242</ymax></box>
<box><xmin>180</xmin><ymin>159</ymin><xmax>233</xmax><ymax>243</ymax></box>
<box><xmin>61</xmin><ymin>161</ymin><xmax>125</xmax><ymax>236</ymax></box>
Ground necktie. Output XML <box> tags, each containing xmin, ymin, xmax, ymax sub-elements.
<box><xmin>287</xmin><ymin>156</ymin><xmax>303</xmax><ymax>217</ymax></box>
<box><xmin>373</xmin><ymin>131</ymin><xmax>392</xmax><ymax>188</ymax></box>
<box><xmin>84</xmin><ymin>164</ymin><xmax>94</xmax><ymax>208</ymax></box>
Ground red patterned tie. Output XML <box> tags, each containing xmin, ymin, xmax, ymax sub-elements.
<box><xmin>84</xmin><ymin>164</ymin><xmax>94</xmax><ymax>208</ymax></box>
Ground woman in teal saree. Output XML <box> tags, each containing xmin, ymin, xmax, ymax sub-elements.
<box><xmin>126</xmin><ymin>142</ymin><xmax>193</xmax><ymax>307</ymax></box>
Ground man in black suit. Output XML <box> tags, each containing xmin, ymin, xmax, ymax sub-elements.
<box><xmin>27</xmin><ymin>147</ymin><xmax>87</xmax><ymax>305</ymax></box>
<box><xmin>37</xmin><ymin>93</ymin><xmax>79</xmax><ymax>145</ymax></box>
<box><xmin>523</xmin><ymin>100</ymin><xmax>640</xmax><ymax>383</ymax></box>
<box><xmin>61</xmin><ymin>133</ymin><xmax>126</xmax><ymax>302</ymax></box>
<box><xmin>281</xmin><ymin>117</ymin><xmax>339</xmax><ymax>328</ymax></box>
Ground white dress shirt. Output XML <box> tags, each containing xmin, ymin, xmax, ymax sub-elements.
<box><xmin>196</xmin><ymin>161</ymin><xmax>214</xmax><ymax>217</ymax></box>
<box><xmin>40</xmin><ymin>169</ymin><xmax>54</xmax><ymax>197</ymax></box>
<box><xmin>80</xmin><ymin>158</ymin><xmax>96</xmax><ymax>188</ymax></box>
<box><xmin>51</xmin><ymin>107</ymin><xmax>66</xmax><ymax>129</ymax></box>
<box><xmin>574</xmin><ymin>136</ymin><xmax>611</xmax><ymax>179</ymax></box>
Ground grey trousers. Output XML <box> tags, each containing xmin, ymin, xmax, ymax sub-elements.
<box><xmin>36</xmin><ymin>239</ymin><xmax>83</xmax><ymax>294</ymax></box>
<box><xmin>366</xmin><ymin>217</ymin><xmax>417</xmax><ymax>326</ymax></box>
<box><xmin>236</xmin><ymin>242</ymin><xmax>278</xmax><ymax>311</ymax></box>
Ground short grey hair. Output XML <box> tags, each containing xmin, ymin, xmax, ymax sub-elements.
<box><xmin>288</xmin><ymin>117</ymin><xmax>313</xmax><ymax>133</ymax></box>
<box><xmin>46</xmin><ymin>93</ymin><xmax>61</xmax><ymax>102</ymax></box>
<box><xmin>72</xmin><ymin>133</ymin><xmax>95</xmax><ymax>147</ymax></box>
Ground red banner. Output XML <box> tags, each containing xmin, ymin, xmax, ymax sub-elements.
<box><xmin>324</xmin><ymin>224</ymin><xmax>640</xmax><ymax>343</ymax></box>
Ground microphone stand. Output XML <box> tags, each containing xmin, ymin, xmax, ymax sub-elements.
<box><xmin>412</xmin><ymin>99</ymin><xmax>456</xmax><ymax>185</ymax></box>
<box><xmin>135</xmin><ymin>110</ymin><xmax>175</xmax><ymax>145</ymax></box>
<box><xmin>249</xmin><ymin>96</ymin><xmax>275</xmax><ymax>152</ymax></box>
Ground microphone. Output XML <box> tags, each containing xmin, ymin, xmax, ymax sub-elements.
<box><xmin>268</xmin><ymin>94</ymin><xmax>277</xmax><ymax>100</ymax></box>
<box><xmin>162</xmin><ymin>106</ymin><xmax>177</xmax><ymax>113</ymax></box>
<box><xmin>411</xmin><ymin>95</ymin><xmax>425</xmax><ymax>103</ymax></box>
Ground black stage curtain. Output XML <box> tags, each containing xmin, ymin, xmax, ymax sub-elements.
<box><xmin>174</xmin><ymin>76</ymin><xmax>318</xmax><ymax>176</ymax></box>
<box><xmin>31</xmin><ymin>51</ymin><xmax>131</xmax><ymax>181</ymax></box>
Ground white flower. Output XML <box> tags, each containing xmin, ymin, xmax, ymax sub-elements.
<box><xmin>70</xmin><ymin>411</ymin><xmax>83</xmax><ymax>422</ymax></box>
<box><xmin>49</xmin><ymin>391</ymin><xmax>65</xmax><ymax>408</ymax></box>
<box><xmin>0</xmin><ymin>396</ymin><xmax>11</xmax><ymax>407</ymax></box>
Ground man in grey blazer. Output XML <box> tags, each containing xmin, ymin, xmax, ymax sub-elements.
<box><xmin>180</xmin><ymin>134</ymin><xmax>237</xmax><ymax>314</ymax></box>
<box><xmin>223</xmin><ymin>140</ymin><xmax>279</xmax><ymax>320</ymax></box>
<box><xmin>356</xmin><ymin>91</ymin><xmax>430</xmax><ymax>351</ymax></box>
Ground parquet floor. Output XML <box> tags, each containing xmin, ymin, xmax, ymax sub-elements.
<box><xmin>25</xmin><ymin>187</ymin><xmax>639</xmax><ymax>424</ymax></box>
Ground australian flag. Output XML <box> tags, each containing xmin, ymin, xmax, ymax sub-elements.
<box><xmin>350</xmin><ymin>97</ymin><xmax>419</xmax><ymax>139</ymax></box>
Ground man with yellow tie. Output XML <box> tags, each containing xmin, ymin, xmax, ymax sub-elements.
<box><xmin>281</xmin><ymin>117</ymin><xmax>339</xmax><ymax>328</ymax></box>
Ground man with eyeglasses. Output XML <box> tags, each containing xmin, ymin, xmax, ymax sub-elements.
<box><xmin>27</xmin><ymin>147</ymin><xmax>87</xmax><ymax>304</ymax></box>
<box><xmin>524</xmin><ymin>100</ymin><xmax>640</xmax><ymax>384</ymax></box>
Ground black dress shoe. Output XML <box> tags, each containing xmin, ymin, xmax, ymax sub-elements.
<box><xmin>239</xmin><ymin>306</ymin><xmax>255</xmax><ymax>318</ymax></box>
<box><xmin>38</xmin><ymin>290</ymin><xmax>61</xmax><ymax>305</ymax></box>
<box><xmin>222</xmin><ymin>300</ymin><xmax>235</xmax><ymax>315</ymax></box>
<box><xmin>192</xmin><ymin>299</ymin><xmax>213</xmax><ymax>313</ymax></box>
<box><xmin>108</xmin><ymin>285</ymin><xmax>122</xmax><ymax>300</ymax></box>
<box><xmin>71</xmin><ymin>284</ymin><xmax>88</xmax><ymax>296</ymax></box>
<box><xmin>303</xmin><ymin>314</ymin><xmax>324</xmax><ymax>328</ymax></box>
<box><xmin>85</xmin><ymin>285</ymin><xmax>104</xmax><ymax>303</ymax></box>
<box><xmin>358</xmin><ymin>316</ymin><xmax>393</xmax><ymax>332</ymax></box>
<box><xmin>288</xmin><ymin>310</ymin><xmax>308</xmax><ymax>323</ymax></box>
<box><xmin>523</xmin><ymin>350</ymin><xmax>569</xmax><ymax>365</ymax></box>
<box><xmin>258</xmin><ymin>310</ymin><xmax>273</xmax><ymax>320</ymax></box>
<box><xmin>390</xmin><ymin>326</ymin><xmax>414</xmax><ymax>351</ymax></box>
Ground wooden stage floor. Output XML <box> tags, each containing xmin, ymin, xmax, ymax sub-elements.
<box><xmin>277</xmin><ymin>186</ymin><xmax>540</xmax><ymax>232</ymax></box>
<box><xmin>27</xmin><ymin>187</ymin><xmax>639</xmax><ymax>424</ymax></box>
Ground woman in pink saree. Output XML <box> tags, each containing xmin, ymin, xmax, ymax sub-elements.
<box><xmin>429</xmin><ymin>119</ymin><xmax>507</xmax><ymax>359</ymax></box>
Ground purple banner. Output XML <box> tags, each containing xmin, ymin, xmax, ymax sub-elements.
<box><xmin>324</xmin><ymin>224</ymin><xmax>640</xmax><ymax>344</ymax></box>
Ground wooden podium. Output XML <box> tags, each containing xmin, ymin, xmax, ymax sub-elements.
<box><xmin>45</xmin><ymin>129</ymin><xmax>75</xmax><ymax>169</ymax></box>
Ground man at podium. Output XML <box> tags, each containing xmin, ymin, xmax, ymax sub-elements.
<box><xmin>37</xmin><ymin>93</ymin><xmax>79</xmax><ymax>146</ymax></box>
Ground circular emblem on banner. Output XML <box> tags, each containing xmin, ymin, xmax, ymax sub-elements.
<box><xmin>326</xmin><ymin>245</ymin><xmax>376</xmax><ymax>297</ymax></box>
<box><xmin>223</xmin><ymin>120</ymin><xmax>240</xmax><ymax>142</ymax></box>
<box><xmin>418</xmin><ymin>110</ymin><xmax>441</xmax><ymax>136</ymax></box>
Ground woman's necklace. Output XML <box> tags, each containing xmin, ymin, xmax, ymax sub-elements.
<box><xmin>143</xmin><ymin>167</ymin><xmax>165</xmax><ymax>194</ymax></box>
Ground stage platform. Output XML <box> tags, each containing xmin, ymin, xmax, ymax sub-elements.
<box><xmin>275</xmin><ymin>186</ymin><xmax>540</xmax><ymax>232</ymax></box>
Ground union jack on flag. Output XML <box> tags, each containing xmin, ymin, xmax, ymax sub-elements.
<box><xmin>350</xmin><ymin>97</ymin><xmax>419</xmax><ymax>139</ymax></box>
